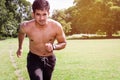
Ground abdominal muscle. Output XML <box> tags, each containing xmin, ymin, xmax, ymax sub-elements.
<box><xmin>29</xmin><ymin>41</ymin><xmax>53</xmax><ymax>57</ymax></box>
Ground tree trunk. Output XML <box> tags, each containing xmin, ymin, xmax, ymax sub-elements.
<box><xmin>106</xmin><ymin>30</ymin><xmax>112</xmax><ymax>38</ymax></box>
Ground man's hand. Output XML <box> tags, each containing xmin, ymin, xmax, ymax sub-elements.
<box><xmin>45</xmin><ymin>43</ymin><xmax>53</xmax><ymax>52</ymax></box>
<box><xmin>16</xmin><ymin>49</ymin><xmax>23</xmax><ymax>58</ymax></box>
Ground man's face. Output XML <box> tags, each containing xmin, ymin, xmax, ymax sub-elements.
<box><xmin>33</xmin><ymin>9</ymin><xmax>49</xmax><ymax>26</ymax></box>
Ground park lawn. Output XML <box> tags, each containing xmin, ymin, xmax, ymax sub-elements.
<box><xmin>53</xmin><ymin>39</ymin><xmax>120</xmax><ymax>80</ymax></box>
<box><xmin>0</xmin><ymin>38</ymin><xmax>120</xmax><ymax>80</ymax></box>
<box><xmin>0</xmin><ymin>39</ymin><xmax>17</xmax><ymax>80</ymax></box>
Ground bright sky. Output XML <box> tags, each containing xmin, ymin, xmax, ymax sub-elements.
<box><xmin>27</xmin><ymin>0</ymin><xmax>74</xmax><ymax>13</ymax></box>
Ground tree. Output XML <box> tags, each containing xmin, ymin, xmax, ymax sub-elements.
<box><xmin>66</xmin><ymin>0</ymin><xmax>97</xmax><ymax>34</ymax></box>
<box><xmin>0</xmin><ymin>0</ymin><xmax>7</xmax><ymax>38</ymax></box>
<box><xmin>95</xmin><ymin>0</ymin><xmax>120</xmax><ymax>37</ymax></box>
<box><xmin>52</xmin><ymin>10</ymin><xmax>72</xmax><ymax>35</ymax></box>
<box><xmin>66</xmin><ymin>0</ymin><xmax>120</xmax><ymax>37</ymax></box>
<box><xmin>0</xmin><ymin>0</ymin><xmax>31</xmax><ymax>38</ymax></box>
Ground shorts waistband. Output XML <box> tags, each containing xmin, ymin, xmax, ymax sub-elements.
<box><xmin>28</xmin><ymin>51</ymin><xmax>54</xmax><ymax>59</ymax></box>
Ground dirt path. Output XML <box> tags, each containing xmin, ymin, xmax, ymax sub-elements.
<box><xmin>9</xmin><ymin>46</ymin><xmax>24</xmax><ymax>80</ymax></box>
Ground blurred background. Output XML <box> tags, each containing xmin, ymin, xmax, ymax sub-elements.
<box><xmin>0</xmin><ymin>0</ymin><xmax>120</xmax><ymax>40</ymax></box>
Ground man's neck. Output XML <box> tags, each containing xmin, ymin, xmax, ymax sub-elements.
<box><xmin>35</xmin><ymin>22</ymin><xmax>47</xmax><ymax>29</ymax></box>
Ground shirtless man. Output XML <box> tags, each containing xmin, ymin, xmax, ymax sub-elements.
<box><xmin>16</xmin><ymin>0</ymin><xmax>66</xmax><ymax>80</ymax></box>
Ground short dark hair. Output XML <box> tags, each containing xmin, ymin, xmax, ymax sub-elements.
<box><xmin>32</xmin><ymin>0</ymin><xmax>50</xmax><ymax>13</ymax></box>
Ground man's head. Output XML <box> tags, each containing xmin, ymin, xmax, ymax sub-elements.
<box><xmin>32</xmin><ymin>0</ymin><xmax>50</xmax><ymax>26</ymax></box>
<box><xmin>32</xmin><ymin>0</ymin><xmax>50</xmax><ymax>13</ymax></box>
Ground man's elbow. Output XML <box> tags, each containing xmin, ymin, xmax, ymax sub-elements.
<box><xmin>62</xmin><ymin>42</ymin><xmax>67</xmax><ymax>49</ymax></box>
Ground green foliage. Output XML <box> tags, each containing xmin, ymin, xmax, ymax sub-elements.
<box><xmin>52</xmin><ymin>10</ymin><xmax>72</xmax><ymax>35</ymax></box>
<box><xmin>64</xmin><ymin>0</ymin><xmax>120</xmax><ymax>37</ymax></box>
<box><xmin>0</xmin><ymin>0</ymin><xmax>31</xmax><ymax>39</ymax></box>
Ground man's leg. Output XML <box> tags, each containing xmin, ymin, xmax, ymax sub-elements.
<box><xmin>27</xmin><ymin>52</ymin><xmax>43</xmax><ymax>80</ymax></box>
<box><xmin>43</xmin><ymin>55</ymin><xmax>56</xmax><ymax>80</ymax></box>
<box><xmin>43</xmin><ymin>67</ymin><xmax>54</xmax><ymax>80</ymax></box>
<box><xmin>27</xmin><ymin>66</ymin><xmax>43</xmax><ymax>80</ymax></box>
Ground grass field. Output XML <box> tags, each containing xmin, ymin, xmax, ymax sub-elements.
<box><xmin>0</xmin><ymin>38</ymin><xmax>120</xmax><ymax>80</ymax></box>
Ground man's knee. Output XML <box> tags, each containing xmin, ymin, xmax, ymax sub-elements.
<box><xmin>35</xmin><ymin>68</ymin><xmax>43</xmax><ymax>80</ymax></box>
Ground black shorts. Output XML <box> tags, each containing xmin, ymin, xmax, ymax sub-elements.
<box><xmin>27</xmin><ymin>51</ymin><xmax>56</xmax><ymax>80</ymax></box>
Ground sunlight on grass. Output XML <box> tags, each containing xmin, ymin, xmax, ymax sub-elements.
<box><xmin>0</xmin><ymin>38</ymin><xmax>120</xmax><ymax>80</ymax></box>
<box><xmin>53</xmin><ymin>39</ymin><xmax>120</xmax><ymax>80</ymax></box>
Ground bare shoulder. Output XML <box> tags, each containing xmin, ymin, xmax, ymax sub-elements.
<box><xmin>20</xmin><ymin>19</ymin><xmax>34</xmax><ymax>28</ymax></box>
<box><xmin>19</xmin><ymin>19</ymin><xmax>35</xmax><ymax>33</ymax></box>
<box><xmin>48</xmin><ymin>19</ymin><xmax>65</xmax><ymax>35</ymax></box>
<box><xmin>48</xmin><ymin>19</ymin><xmax>62</xmax><ymax>28</ymax></box>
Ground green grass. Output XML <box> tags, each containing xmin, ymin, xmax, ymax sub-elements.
<box><xmin>0</xmin><ymin>39</ymin><xmax>17</xmax><ymax>80</ymax></box>
<box><xmin>0</xmin><ymin>38</ymin><xmax>120</xmax><ymax>80</ymax></box>
<box><xmin>53</xmin><ymin>39</ymin><xmax>120</xmax><ymax>80</ymax></box>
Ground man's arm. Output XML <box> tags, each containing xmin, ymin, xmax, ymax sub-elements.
<box><xmin>45</xmin><ymin>21</ymin><xmax>66</xmax><ymax>52</ymax></box>
<box><xmin>16</xmin><ymin>24</ymin><xmax>26</xmax><ymax>57</ymax></box>
<box><xmin>54</xmin><ymin>23</ymin><xmax>67</xmax><ymax>50</ymax></box>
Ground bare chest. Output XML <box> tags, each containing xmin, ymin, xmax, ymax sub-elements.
<box><xmin>27</xmin><ymin>27</ymin><xmax>56</xmax><ymax>43</ymax></box>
